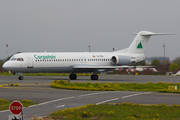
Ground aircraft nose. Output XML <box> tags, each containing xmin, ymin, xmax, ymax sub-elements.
<box><xmin>2</xmin><ymin>62</ymin><xmax>10</xmax><ymax>71</ymax></box>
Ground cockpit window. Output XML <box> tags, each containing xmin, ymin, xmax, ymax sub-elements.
<box><xmin>11</xmin><ymin>58</ymin><xmax>17</xmax><ymax>61</ymax></box>
<box><xmin>10</xmin><ymin>58</ymin><xmax>24</xmax><ymax>61</ymax></box>
<box><xmin>17</xmin><ymin>58</ymin><xmax>24</xmax><ymax>61</ymax></box>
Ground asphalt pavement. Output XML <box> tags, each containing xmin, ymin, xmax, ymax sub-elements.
<box><xmin>0</xmin><ymin>75</ymin><xmax>180</xmax><ymax>120</ymax></box>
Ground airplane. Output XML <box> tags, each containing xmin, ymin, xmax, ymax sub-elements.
<box><xmin>2</xmin><ymin>31</ymin><xmax>173</xmax><ymax>80</ymax></box>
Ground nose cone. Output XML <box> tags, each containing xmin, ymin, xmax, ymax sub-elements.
<box><xmin>2</xmin><ymin>61</ymin><xmax>10</xmax><ymax>71</ymax></box>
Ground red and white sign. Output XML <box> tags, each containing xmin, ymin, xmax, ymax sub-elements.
<box><xmin>9</xmin><ymin>101</ymin><xmax>23</xmax><ymax>115</ymax></box>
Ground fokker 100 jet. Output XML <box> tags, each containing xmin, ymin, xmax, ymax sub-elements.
<box><xmin>3</xmin><ymin>31</ymin><xmax>172</xmax><ymax>80</ymax></box>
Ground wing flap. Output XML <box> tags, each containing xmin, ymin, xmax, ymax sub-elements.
<box><xmin>73</xmin><ymin>65</ymin><xmax>152</xmax><ymax>69</ymax></box>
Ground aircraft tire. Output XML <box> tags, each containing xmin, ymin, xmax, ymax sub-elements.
<box><xmin>94</xmin><ymin>75</ymin><xmax>98</xmax><ymax>80</ymax></box>
<box><xmin>69</xmin><ymin>74</ymin><xmax>77</xmax><ymax>80</ymax></box>
<box><xmin>91</xmin><ymin>74</ymin><xmax>98</xmax><ymax>80</ymax></box>
<box><xmin>73</xmin><ymin>74</ymin><xmax>77</xmax><ymax>80</ymax></box>
<box><xmin>18</xmin><ymin>76</ymin><xmax>24</xmax><ymax>80</ymax></box>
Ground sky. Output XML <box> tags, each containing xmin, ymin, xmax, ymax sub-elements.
<box><xmin>0</xmin><ymin>0</ymin><xmax>179</xmax><ymax>60</ymax></box>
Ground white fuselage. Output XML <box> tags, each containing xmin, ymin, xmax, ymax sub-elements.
<box><xmin>3</xmin><ymin>52</ymin><xmax>144</xmax><ymax>73</ymax></box>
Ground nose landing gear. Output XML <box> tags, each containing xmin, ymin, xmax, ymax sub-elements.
<box><xmin>91</xmin><ymin>74</ymin><xmax>98</xmax><ymax>80</ymax></box>
<box><xmin>18</xmin><ymin>76</ymin><xmax>24</xmax><ymax>80</ymax></box>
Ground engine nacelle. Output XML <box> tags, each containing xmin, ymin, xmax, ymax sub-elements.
<box><xmin>111</xmin><ymin>55</ymin><xmax>132</xmax><ymax>65</ymax></box>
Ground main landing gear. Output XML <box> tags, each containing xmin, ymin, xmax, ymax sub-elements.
<box><xmin>69</xmin><ymin>73</ymin><xmax>77</xmax><ymax>80</ymax></box>
<box><xmin>69</xmin><ymin>73</ymin><xmax>98</xmax><ymax>80</ymax></box>
<box><xmin>18</xmin><ymin>76</ymin><xmax>24</xmax><ymax>80</ymax></box>
<box><xmin>91</xmin><ymin>74</ymin><xmax>98</xmax><ymax>80</ymax></box>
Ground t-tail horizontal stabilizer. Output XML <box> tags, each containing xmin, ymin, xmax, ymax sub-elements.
<box><xmin>127</xmin><ymin>31</ymin><xmax>175</xmax><ymax>54</ymax></box>
<box><xmin>133</xmin><ymin>32</ymin><xmax>175</xmax><ymax>36</ymax></box>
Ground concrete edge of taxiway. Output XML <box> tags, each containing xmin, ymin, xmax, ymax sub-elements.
<box><xmin>0</xmin><ymin>83</ymin><xmax>50</xmax><ymax>89</ymax></box>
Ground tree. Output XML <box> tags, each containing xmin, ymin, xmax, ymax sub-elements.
<box><xmin>173</xmin><ymin>57</ymin><xmax>180</xmax><ymax>66</ymax></box>
<box><xmin>0</xmin><ymin>60</ymin><xmax>3</xmax><ymax>67</ymax></box>
<box><xmin>5</xmin><ymin>52</ymin><xmax>21</xmax><ymax>62</ymax></box>
<box><xmin>169</xmin><ymin>62</ymin><xmax>179</xmax><ymax>71</ymax></box>
<box><xmin>162</xmin><ymin>60</ymin><xmax>170</xmax><ymax>66</ymax></box>
<box><xmin>151</xmin><ymin>59</ymin><xmax>161</xmax><ymax>66</ymax></box>
<box><xmin>0</xmin><ymin>60</ymin><xmax>4</xmax><ymax>72</ymax></box>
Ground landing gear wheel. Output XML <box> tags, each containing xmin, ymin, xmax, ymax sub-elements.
<box><xmin>69</xmin><ymin>73</ymin><xmax>77</xmax><ymax>80</ymax></box>
<box><xmin>91</xmin><ymin>74</ymin><xmax>98</xmax><ymax>80</ymax></box>
<box><xmin>18</xmin><ymin>76</ymin><xmax>24</xmax><ymax>80</ymax></box>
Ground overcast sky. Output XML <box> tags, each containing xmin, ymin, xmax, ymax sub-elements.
<box><xmin>0</xmin><ymin>0</ymin><xmax>179</xmax><ymax>60</ymax></box>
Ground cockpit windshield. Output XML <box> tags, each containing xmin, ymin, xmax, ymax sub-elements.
<box><xmin>10</xmin><ymin>57</ymin><xmax>24</xmax><ymax>61</ymax></box>
<box><xmin>11</xmin><ymin>58</ymin><xmax>17</xmax><ymax>61</ymax></box>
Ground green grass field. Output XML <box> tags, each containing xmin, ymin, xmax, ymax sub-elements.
<box><xmin>0</xmin><ymin>99</ymin><xmax>36</xmax><ymax>111</ymax></box>
<box><xmin>49</xmin><ymin>103</ymin><xmax>180</xmax><ymax>120</ymax></box>
<box><xmin>50</xmin><ymin>80</ymin><xmax>180</xmax><ymax>93</ymax></box>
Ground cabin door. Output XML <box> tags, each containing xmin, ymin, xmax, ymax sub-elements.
<box><xmin>26</xmin><ymin>54</ymin><xmax>34</xmax><ymax>68</ymax></box>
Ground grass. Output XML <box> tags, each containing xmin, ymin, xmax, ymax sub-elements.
<box><xmin>48</xmin><ymin>103</ymin><xmax>180</xmax><ymax>120</ymax></box>
<box><xmin>0</xmin><ymin>72</ymin><xmax>92</xmax><ymax>76</ymax></box>
<box><xmin>0</xmin><ymin>98</ymin><xmax>36</xmax><ymax>111</ymax></box>
<box><xmin>50</xmin><ymin>80</ymin><xmax>180</xmax><ymax>93</ymax></box>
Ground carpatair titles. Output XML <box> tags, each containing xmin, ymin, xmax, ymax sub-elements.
<box><xmin>34</xmin><ymin>55</ymin><xmax>56</xmax><ymax>59</ymax></box>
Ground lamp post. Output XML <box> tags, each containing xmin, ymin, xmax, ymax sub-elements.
<box><xmin>162</xmin><ymin>43</ymin><xmax>165</xmax><ymax>70</ymax></box>
<box><xmin>113</xmin><ymin>47</ymin><xmax>115</xmax><ymax>51</ymax></box>
<box><xmin>6</xmin><ymin>44</ymin><xmax>8</xmax><ymax>60</ymax></box>
<box><xmin>88</xmin><ymin>45</ymin><xmax>91</xmax><ymax>52</ymax></box>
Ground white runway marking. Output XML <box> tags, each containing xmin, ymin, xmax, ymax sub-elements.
<box><xmin>28</xmin><ymin>105</ymin><xmax>38</xmax><ymax>108</ymax></box>
<box><xmin>78</xmin><ymin>92</ymin><xmax>109</xmax><ymax>97</ymax></box>
<box><xmin>96</xmin><ymin>98</ymin><xmax>119</xmax><ymax>105</ymax></box>
<box><xmin>38</xmin><ymin>96</ymin><xmax>75</xmax><ymax>105</ymax></box>
<box><xmin>29</xmin><ymin>96</ymin><xmax>75</xmax><ymax>107</ymax></box>
<box><xmin>55</xmin><ymin>105</ymin><xmax>65</xmax><ymax>108</ymax></box>
<box><xmin>121</xmin><ymin>92</ymin><xmax>152</xmax><ymax>99</ymax></box>
<box><xmin>96</xmin><ymin>92</ymin><xmax>152</xmax><ymax>105</ymax></box>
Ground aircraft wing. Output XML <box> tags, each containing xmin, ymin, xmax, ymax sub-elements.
<box><xmin>72</xmin><ymin>65</ymin><xmax>153</xmax><ymax>72</ymax></box>
<box><xmin>73</xmin><ymin>65</ymin><xmax>152</xmax><ymax>69</ymax></box>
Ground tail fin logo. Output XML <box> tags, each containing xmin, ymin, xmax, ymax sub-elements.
<box><xmin>136</xmin><ymin>41</ymin><xmax>143</xmax><ymax>49</ymax></box>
